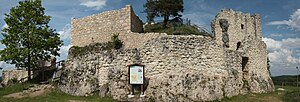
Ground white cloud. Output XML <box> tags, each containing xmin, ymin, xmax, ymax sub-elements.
<box><xmin>268</xmin><ymin>49</ymin><xmax>300</xmax><ymax>64</ymax></box>
<box><xmin>1</xmin><ymin>23</ymin><xmax>8</xmax><ymax>29</ymax></box>
<box><xmin>0</xmin><ymin>61</ymin><xmax>14</xmax><ymax>69</ymax></box>
<box><xmin>262</xmin><ymin>37</ymin><xmax>283</xmax><ymax>51</ymax></box>
<box><xmin>263</xmin><ymin>37</ymin><xmax>300</xmax><ymax>76</ymax></box>
<box><xmin>0</xmin><ymin>61</ymin><xmax>15</xmax><ymax>76</ymax></box>
<box><xmin>263</xmin><ymin>37</ymin><xmax>300</xmax><ymax>51</ymax></box>
<box><xmin>57</xmin><ymin>24</ymin><xmax>71</xmax><ymax>40</ymax></box>
<box><xmin>282</xmin><ymin>38</ymin><xmax>300</xmax><ymax>48</ymax></box>
<box><xmin>57</xmin><ymin>44</ymin><xmax>71</xmax><ymax>61</ymax></box>
<box><xmin>268</xmin><ymin>9</ymin><xmax>300</xmax><ymax>31</ymax></box>
<box><xmin>57</xmin><ymin>23</ymin><xmax>71</xmax><ymax>61</ymax></box>
<box><xmin>79</xmin><ymin>0</ymin><xmax>107</xmax><ymax>10</ymax></box>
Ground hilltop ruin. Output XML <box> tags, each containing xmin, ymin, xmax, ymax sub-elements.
<box><xmin>59</xmin><ymin>5</ymin><xmax>274</xmax><ymax>101</ymax></box>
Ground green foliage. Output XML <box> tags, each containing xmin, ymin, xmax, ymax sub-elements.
<box><xmin>144</xmin><ymin>23</ymin><xmax>211</xmax><ymax>36</ymax></box>
<box><xmin>144</xmin><ymin>0</ymin><xmax>159</xmax><ymax>23</ymax></box>
<box><xmin>70</xmin><ymin>33</ymin><xmax>122</xmax><ymax>57</ymax></box>
<box><xmin>0</xmin><ymin>82</ymin><xmax>32</xmax><ymax>96</ymax></box>
<box><xmin>272</xmin><ymin>75</ymin><xmax>299</xmax><ymax>86</ymax></box>
<box><xmin>0</xmin><ymin>0</ymin><xmax>63</xmax><ymax>79</ymax></box>
<box><xmin>283</xmin><ymin>91</ymin><xmax>300</xmax><ymax>102</ymax></box>
<box><xmin>69</xmin><ymin>43</ymin><xmax>105</xmax><ymax>57</ymax></box>
<box><xmin>108</xmin><ymin>33</ymin><xmax>122</xmax><ymax>49</ymax></box>
<box><xmin>144</xmin><ymin>0</ymin><xmax>184</xmax><ymax>26</ymax></box>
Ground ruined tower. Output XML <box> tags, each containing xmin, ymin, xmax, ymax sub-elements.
<box><xmin>212</xmin><ymin>9</ymin><xmax>262</xmax><ymax>50</ymax></box>
<box><xmin>212</xmin><ymin>9</ymin><xmax>273</xmax><ymax>93</ymax></box>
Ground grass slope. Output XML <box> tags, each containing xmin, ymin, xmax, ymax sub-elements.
<box><xmin>1</xmin><ymin>83</ymin><xmax>299</xmax><ymax>102</ymax></box>
<box><xmin>0</xmin><ymin>83</ymin><xmax>116</xmax><ymax>102</ymax></box>
<box><xmin>272</xmin><ymin>75</ymin><xmax>300</xmax><ymax>86</ymax></box>
<box><xmin>216</xmin><ymin>86</ymin><xmax>300</xmax><ymax>102</ymax></box>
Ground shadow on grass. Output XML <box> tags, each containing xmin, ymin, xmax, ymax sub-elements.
<box><xmin>212</xmin><ymin>86</ymin><xmax>300</xmax><ymax>102</ymax></box>
<box><xmin>0</xmin><ymin>82</ymin><xmax>117</xmax><ymax>102</ymax></box>
<box><xmin>0</xmin><ymin>82</ymin><xmax>32</xmax><ymax>96</ymax></box>
<box><xmin>283</xmin><ymin>91</ymin><xmax>300</xmax><ymax>102</ymax></box>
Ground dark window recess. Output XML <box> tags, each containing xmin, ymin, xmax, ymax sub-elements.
<box><xmin>237</xmin><ymin>42</ymin><xmax>241</xmax><ymax>50</ymax></box>
<box><xmin>241</xmin><ymin>24</ymin><xmax>244</xmax><ymax>29</ymax></box>
<box><xmin>242</xmin><ymin>57</ymin><xmax>249</xmax><ymax>71</ymax></box>
<box><xmin>219</xmin><ymin>19</ymin><xmax>230</xmax><ymax>48</ymax></box>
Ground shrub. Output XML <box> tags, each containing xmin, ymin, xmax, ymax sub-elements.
<box><xmin>69</xmin><ymin>33</ymin><xmax>123</xmax><ymax>57</ymax></box>
<box><xmin>144</xmin><ymin>22</ymin><xmax>211</xmax><ymax>36</ymax></box>
<box><xmin>108</xmin><ymin>33</ymin><xmax>123</xmax><ymax>49</ymax></box>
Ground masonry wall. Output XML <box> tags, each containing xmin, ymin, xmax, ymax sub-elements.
<box><xmin>130</xmin><ymin>7</ymin><xmax>143</xmax><ymax>33</ymax></box>
<box><xmin>59</xmin><ymin>35</ymin><xmax>273</xmax><ymax>101</ymax></box>
<box><xmin>71</xmin><ymin>5</ymin><xmax>147</xmax><ymax>48</ymax></box>
<box><xmin>212</xmin><ymin>9</ymin><xmax>262</xmax><ymax>50</ymax></box>
<box><xmin>1</xmin><ymin>70</ymin><xmax>31</xmax><ymax>86</ymax></box>
<box><xmin>211</xmin><ymin>9</ymin><xmax>273</xmax><ymax>94</ymax></box>
<box><xmin>62</xmin><ymin>7</ymin><xmax>274</xmax><ymax>101</ymax></box>
<box><xmin>243</xmin><ymin>39</ymin><xmax>273</xmax><ymax>93</ymax></box>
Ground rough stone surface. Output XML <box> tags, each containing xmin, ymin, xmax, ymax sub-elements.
<box><xmin>59</xmin><ymin>6</ymin><xmax>274</xmax><ymax>102</ymax></box>
<box><xmin>1</xmin><ymin>70</ymin><xmax>32</xmax><ymax>86</ymax></box>
<box><xmin>71</xmin><ymin>5</ymin><xmax>164</xmax><ymax>49</ymax></box>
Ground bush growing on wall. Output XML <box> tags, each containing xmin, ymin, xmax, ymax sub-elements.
<box><xmin>69</xmin><ymin>33</ymin><xmax>123</xmax><ymax>57</ymax></box>
<box><xmin>108</xmin><ymin>33</ymin><xmax>123</xmax><ymax>49</ymax></box>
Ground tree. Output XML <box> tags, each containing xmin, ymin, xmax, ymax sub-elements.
<box><xmin>144</xmin><ymin>0</ymin><xmax>184</xmax><ymax>27</ymax></box>
<box><xmin>0</xmin><ymin>0</ymin><xmax>63</xmax><ymax>80</ymax></box>
<box><xmin>144</xmin><ymin>0</ymin><xmax>159</xmax><ymax>24</ymax></box>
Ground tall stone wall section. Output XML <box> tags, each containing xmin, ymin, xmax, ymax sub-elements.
<box><xmin>212</xmin><ymin>9</ymin><xmax>262</xmax><ymax>50</ymax></box>
<box><xmin>71</xmin><ymin>5</ymin><xmax>160</xmax><ymax>49</ymax></box>
<box><xmin>130</xmin><ymin>6</ymin><xmax>143</xmax><ymax>33</ymax></box>
<box><xmin>212</xmin><ymin>9</ymin><xmax>273</xmax><ymax>94</ymax></box>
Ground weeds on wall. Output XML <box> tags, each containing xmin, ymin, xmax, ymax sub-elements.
<box><xmin>108</xmin><ymin>33</ymin><xmax>123</xmax><ymax>49</ymax></box>
<box><xmin>69</xmin><ymin>33</ymin><xmax>123</xmax><ymax>57</ymax></box>
<box><xmin>144</xmin><ymin>21</ymin><xmax>212</xmax><ymax>36</ymax></box>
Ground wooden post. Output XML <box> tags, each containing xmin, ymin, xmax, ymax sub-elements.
<box><xmin>141</xmin><ymin>85</ymin><xmax>144</xmax><ymax>95</ymax></box>
<box><xmin>131</xmin><ymin>85</ymin><xmax>134</xmax><ymax>95</ymax></box>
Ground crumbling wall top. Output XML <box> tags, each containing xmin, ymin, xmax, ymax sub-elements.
<box><xmin>70</xmin><ymin>5</ymin><xmax>144</xmax><ymax>47</ymax></box>
<box><xmin>212</xmin><ymin>9</ymin><xmax>262</xmax><ymax>50</ymax></box>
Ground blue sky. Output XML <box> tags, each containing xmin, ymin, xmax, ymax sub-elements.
<box><xmin>0</xmin><ymin>0</ymin><xmax>300</xmax><ymax>76</ymax></box>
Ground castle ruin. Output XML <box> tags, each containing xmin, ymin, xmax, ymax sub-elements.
<box><xmin>59</xmin><ymin>5</ymin><xmax>274</xmax><ymax>101</ymax></box>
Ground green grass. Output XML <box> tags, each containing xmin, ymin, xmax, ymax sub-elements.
<box><xmin>215</xmin><ymin>86</ymin><xmax>300</xmax><ymax>102</ymax></box>
<box><xmin>0</xmin><ymin>83</ymin><xmax>117</xmax><ymax>102</ymax></box>
<box><xmin>2</xmin><ymin>83</ymin><xmax>300</xmax><ymax>102</ymax></box>
<box><xmin>0</xmin><ymin>83</ymin><xmax>32</xmax><ymax>96</ymax></box>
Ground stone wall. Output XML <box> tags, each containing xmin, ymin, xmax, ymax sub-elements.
<box><xmin>71</xmin><ymin>5</ymin><xmax>147</xmax><ymax>48</ymax></box>
<box><xmin>59</xmin><ymin>35</ymin><xmax>273</xmax><ymax>101</ymax></box>
<box><xmin>130</xmin><ymin>6</ymin><xmax>143</xmax><ymax>33</ymax></box>
<box><xmin>1</xmin><ymin>70</ymin><xmax>31</xmax><ymax>86</ymax></box>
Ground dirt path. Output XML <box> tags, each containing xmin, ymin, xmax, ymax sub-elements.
<box><xmin>3</xmin><ymin>84</ymin><xmax>53</xmax><ymax>98</ymax></box>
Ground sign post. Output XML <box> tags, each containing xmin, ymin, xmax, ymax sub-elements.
<box><xmin>128</xmin><ymin>64</ymin><xmax>145</xmax><ymax>98</ymax></box>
